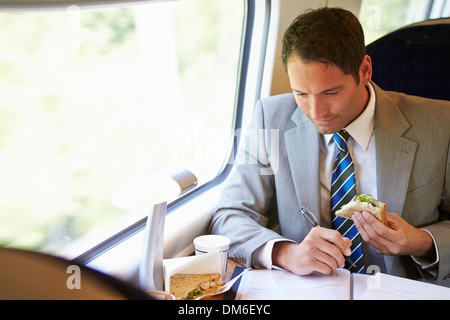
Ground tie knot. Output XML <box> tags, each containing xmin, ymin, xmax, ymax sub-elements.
<box><xmin>333</xmin><ymin>129</ymin><xmax>350</xmax><ymax>152</ymax></box>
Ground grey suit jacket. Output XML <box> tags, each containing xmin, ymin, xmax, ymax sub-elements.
<box><xmin>211</xmin><ymin>83</ymin><xmax>450</xmax><ymax>286</ymax></box>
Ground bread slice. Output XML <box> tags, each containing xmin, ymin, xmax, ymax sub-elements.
<box><xmin>336</xmin><ymin>194</ymin><xmax>387</xmax><ymax>225</ymax></box>
<box><xmin>170</xmin><ymin>273</ymin><xmax>223</xmax><ymax>300</ymax></box>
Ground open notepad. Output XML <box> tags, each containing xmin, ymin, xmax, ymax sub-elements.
<box><xmin>235</xmin><ymin>268</ymin><xmax>450</xmax><ymax>300</ymax></box>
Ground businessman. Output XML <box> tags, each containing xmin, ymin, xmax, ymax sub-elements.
<box><xmin>211</xmin><ymin>7</ymin><xmax>450</xmax><ymax>286</ymax></box>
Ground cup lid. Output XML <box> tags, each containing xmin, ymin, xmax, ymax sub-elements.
<box><xmin>194</xmin><ymin>235</ymin><xmax>230</xmax><ymax>251</ymax></box>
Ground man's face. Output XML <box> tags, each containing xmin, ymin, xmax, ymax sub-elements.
<box><xmin>287</xmin><ymin>56</ymin><xmax>371</xmax><ymax>134</ymax></box>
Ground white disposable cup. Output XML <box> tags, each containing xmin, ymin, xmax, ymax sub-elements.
<box><xmin>193</xmin><ymin>235</ymin><xmax>230</xmax><ymax>280</ymax></box>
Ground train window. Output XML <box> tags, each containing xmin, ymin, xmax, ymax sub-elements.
<box><xmin>360</xmin><ymin>0</ymin><xmax>449</xmax><ymax>44</ymax></box>
<box><xmin>0</xmin><ymin>0</ymin><xmax>244</xmax><ymax>254</ymax></box>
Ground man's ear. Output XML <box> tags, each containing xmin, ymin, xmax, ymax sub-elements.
<box><xmin>359</xmin><ymin>55</ymin><xmax>372</xmax><ymax>86</ymax></box>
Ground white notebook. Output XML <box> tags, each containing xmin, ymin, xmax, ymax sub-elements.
<box><xmin>235</xmin><ymin>268</ymin><xmax>450</xmax><ymax>300</ymax></box>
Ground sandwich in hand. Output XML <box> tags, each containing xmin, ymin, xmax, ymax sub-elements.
<box><xmin>170</xmin><ymin>273</ymin><xmax>223</xmax><ymax>300</ymax></box>
<box><xmin>336</xmin><ymin>194</ymin><xmax>387</xmax><ymax>225</ymax></box>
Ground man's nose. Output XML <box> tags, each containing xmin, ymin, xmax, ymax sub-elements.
<box><xmin>310</xmin><ymin>96</ymin><xmax>327</xmax><ymax>119</ymax></box>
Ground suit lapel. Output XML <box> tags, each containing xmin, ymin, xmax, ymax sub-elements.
<box><xmin>284</xmin><ymin>109</ymin><xmax>322</xmax><ymax>225</ymax></box>
<box><xmin>373</xmin><ymin>83</ymin><xmax>417</xmax><ymax>274</ymax></box>
<box><xmin>375</xmin><ymin>129</ymin><xmax>417</xmax><ymax>214</ymax></box>
<box><xmin>373</xmin><ymin>84</ymin><xmax>417</xmax><ymax>215</ymax></box>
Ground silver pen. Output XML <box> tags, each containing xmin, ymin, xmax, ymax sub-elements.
<box><xmin>300</xmin><ymin>207</ymin><xmax>356</xmax><ymax>268</ymax></box>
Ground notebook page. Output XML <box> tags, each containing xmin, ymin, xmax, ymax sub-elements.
<box><xmin>359</xmin><ymin>272</ymin><xmax>450</xmax><ymax>300</ymax></box>
<box><xmin>236</xmin><ymin>269</ymin><xmax>351</xmax><ymax>300</ymax></box>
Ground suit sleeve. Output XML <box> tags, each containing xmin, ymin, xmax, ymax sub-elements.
<box><xmin>423</xmin><ymin>138</ymin><xmax>450</xmax><ymax>286</ymax></box>
<box><xmin>210</xmin><ymin>101</ymin><xmax>282</xmax><ymax>268</ymax></box>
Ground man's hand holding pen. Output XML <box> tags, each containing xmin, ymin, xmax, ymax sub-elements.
<box><xmin>272</xmin><ymin>227</ymin><xmax>353</xmax><ymax>276</ymax></box>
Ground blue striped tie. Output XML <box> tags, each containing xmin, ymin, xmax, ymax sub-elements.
<box><xmin>331</xmin><ymin>130</ymin><xmax>364</xmax><ymax>273</ymax></box>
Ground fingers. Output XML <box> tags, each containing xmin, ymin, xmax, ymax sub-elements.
<box><xmin>303</xmin><ymin>227</ymin><xmax>351</xmax><ymax>274</ymax></box>
<box><xmin>353</xmin><ymin>211</ymin><xmax>396</xmax><ymax>253</ymax></box>
<box><xmin>280</xmin><ymin>227</ymin><xmax>354</xmax><ymax>276</ymax></box>
<box><xmin>353</xmin><ymin>211</ymin><xmax>392</xmax><ymax>236</ymax></box>
<box><xmin>343</xmin><ymin>237</ymin><xmax>352</xmax><ymax>251</ymax></box>
<box><xmin>353</xmin><ymin>211</ymin><xmax>434</xmax><ymax>257</ymax></box>
<box><xmin>313</xmin><ymin>227</ymin><xmax>352</xmax><ymax>256</ymax></box>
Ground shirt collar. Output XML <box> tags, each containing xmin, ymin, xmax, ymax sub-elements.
<box><xmin>324</xmin><ymin>83</ymin><xmax>376</xmax><ymax>151</ymax></box>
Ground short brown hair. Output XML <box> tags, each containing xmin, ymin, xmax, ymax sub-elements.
<box><xmin>282</xmin><ymin>7</ymin><xmax>366</xmax><ymax>84</ymax></box>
